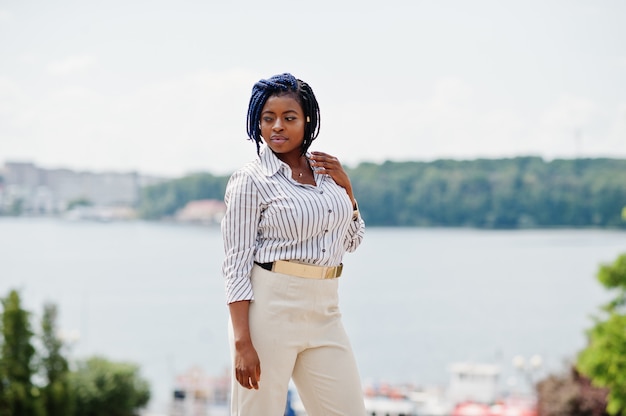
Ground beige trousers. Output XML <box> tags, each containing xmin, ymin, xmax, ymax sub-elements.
<box><xmin>229</xmin><ymin>265</ymin><xmax>366</xmax><ymax>416</ymax></box>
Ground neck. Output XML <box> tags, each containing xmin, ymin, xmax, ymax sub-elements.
<box><xmin>276</xmin><ymin>152</ymin><xmax>307</xmax><ymax>170</ymax></box>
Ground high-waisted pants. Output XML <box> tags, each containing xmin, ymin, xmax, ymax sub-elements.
<box><xmin>229</xmin><ymin>264</ymin><xmax>366</xmax><ymax>416</ymax></box>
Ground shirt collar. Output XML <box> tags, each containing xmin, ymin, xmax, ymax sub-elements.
<box><xmin>259</xmin><ymin>146</ymin><xmax>283</xmax><ymax>177</ymax></box>
<box><xmin>258</xmin><ymin>146</ymin><xmax>313</xmax><ymax>178</ymax></box>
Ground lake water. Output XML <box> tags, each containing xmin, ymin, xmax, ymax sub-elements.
<box><xmin>1</xmin><ymin>218</ymin><xmax>624</xmax><ymax>413</ymax></box>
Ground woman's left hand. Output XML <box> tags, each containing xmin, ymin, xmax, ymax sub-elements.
<box><xmin>310</xmin><ymin>151</ymin><xmax>356</xmax><ymax>205</ymax></box>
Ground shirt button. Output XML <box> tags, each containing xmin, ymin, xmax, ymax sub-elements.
<box><xmin>324</xmin><ymin>230</ymin><xmax>328</xmax><ymax>233</ymax></box>
<box><xmin>322</xmin><ymin>249</ymin><xmax>326</xmax><ymax>252</ymax></box>
<box><xmin>328</xmin><ymin>209</ymin><xmax>332</xmax><ymax>213</ymax></box>
<box><xmin>319</xmin><ymin>190</ymin><xmax>324</xmax><ymax>194</ymax></box>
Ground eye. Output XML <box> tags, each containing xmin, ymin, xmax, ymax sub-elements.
<box><xmin>262</xmin><ymin>116</ymin><xmax>274</xmax><ymax>123</ymax></box>
<box><xmin>285</xmin><ymin>116</ymin><xmax>296</xmax><ymax>122</ymax></box>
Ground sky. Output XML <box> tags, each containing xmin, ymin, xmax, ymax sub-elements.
<box><xmin>1</xmin><ymin>0</ymin><xmax>625</xmax><ymax>177</ymax></box>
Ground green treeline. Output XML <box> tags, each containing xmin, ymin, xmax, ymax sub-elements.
<box><xmin>351</xmin><ymin>157</ymin><xmax>626</xmax><ymax>228</ymax></box>
<box><xmin>0</xmin><ymin>289</ymin><xmax>150</xmax><ymax>416</ymax></box>
<box><xmin>537</xmin><ymin>252</ymin><xmax>626</xmax><ymax>415</ymax></box>
<box><xmin>138</xmin><ymin>157</ymin><xmax>626</xmax><ymax>228</ymax></box>
<box><xmin>139</xmin><ymin>173</ymin><xmax>230</xmax><ymax>219</ymax></box>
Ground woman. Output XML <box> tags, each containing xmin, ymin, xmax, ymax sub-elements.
<box><xmin>221</xmin><ymin>73</ymin><xmax>366</xmax><ymax>415</ymax></box>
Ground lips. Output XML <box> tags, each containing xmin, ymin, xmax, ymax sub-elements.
<box><xmin>270</xmin><ymin>136</ymin><xmax>288</xmax><ymax>143</ymax></box>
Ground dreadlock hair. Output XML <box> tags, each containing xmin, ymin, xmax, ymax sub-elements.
<box><xmin>246</xmin><ymin>73</ymin><xmax>321</xmax><ymax>156</ymax></box>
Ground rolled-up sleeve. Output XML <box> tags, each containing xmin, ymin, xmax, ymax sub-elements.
<box><xmin>221</xmin><ymin>170</ymin><xmax>261</xmax><ymax>304</ymax></box>
<box><xmin>343</xmin><ymin>214</ymin><xmax>365</xmax><ymax>252</ymax></box>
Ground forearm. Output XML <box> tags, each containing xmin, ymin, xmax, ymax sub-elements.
<box><xmin>229</xmin><ymin>300</ymin><xmax>253</xmax><ymax>347</ymax></box>
<box><xmin>228</xmin><ymin>299</ymin><xmax>261</xmax><ymax>389</ymax></box>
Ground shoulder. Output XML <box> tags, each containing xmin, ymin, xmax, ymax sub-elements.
<box><xmin>224</xmin><ymin>158</ymin><xmax>265</xmax><ymax>197</ymax></box>
<box><xmin>228</xmin><ymin>158</ymin><xmax>262</xmax><ymax>182</ymax></box>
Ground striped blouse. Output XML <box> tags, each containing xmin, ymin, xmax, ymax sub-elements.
<box><xmin>221</xmin><ymin>147</ymin><xmax>365</xmax><ymax>304</ymax></box>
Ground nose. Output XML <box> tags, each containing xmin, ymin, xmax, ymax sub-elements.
<box><xmin>272</xmin><ymin>118</ymin><xmax>284</xmax><ymax>131</ymax></box>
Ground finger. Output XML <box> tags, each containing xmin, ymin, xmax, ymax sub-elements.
<box><xmin>241</xmin><ymin>376</ymin><xmax>253</xmax><ymax>389</ymax></box>
<box><xmin>310</xmin><ymin>152</ymin><xmax>332</xmax><ymax>162</ymax></box>
<box><xmin>314</xmin><ymin>159</ymin><xmax>340</xmax><ymax>171</ymax></box>
<box><xmin>248</xmin><ymin>364</ymin><xmax>260</xmax><ymax>390</ymax></box>
<box><xmin>313</xmin><ymin>160</ymin><xmax>336</xmax><ymax>170</ymax></box>
<box><xmin>236</xmin><ymin>371</ymin><xmax>251</xmax><ymax>389</ymax></box>
<box><xmin>313</xmin><ymin>153</ymin><xmax>337</xmax><ymax>162</ymax></box>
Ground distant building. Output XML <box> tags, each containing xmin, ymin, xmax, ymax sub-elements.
<box><xmin>0</xmin><ymin>161</ymin><xmax>162</xmax><ymax>215</ymax></box>
<box><xmin>447</xmin><ymin>362</ymin><xmax>500</xmax><ymax>404</ymax></box>
<box><xmin>42</xmin><ymin>168</ymin><xmax>140</xmax><ymax>208</ymax></box>
<box><xmin>4</xmin><ymin>162</ymin><xmax>41</xmax><ymax>188</ymax></box>
<box><xmin>2</xmin><ymin>162</ymin><xmax>46</xmax><ymax>213</ymax></box>
<box><xmin>176</xmin><ymin>199</ymin><xmax>226</xmax><ymax>225</ymax></box>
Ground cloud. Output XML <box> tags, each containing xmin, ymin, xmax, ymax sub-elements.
<box><xmin>3</xmin><ymin>70</ymin><xmax>625</xmax><ymax>177</ymax></box>
<box><xmin>530</xmin><ymin>95</ymin><xmax>598</xmax><ymax>158</ymax></box>
<box><xmin>0</xmin><ymin>10</ymin><xmax>13</xmax><ymax>22</ymax></box>
<box><xmin>607</xmin><ymin>103</ymin><xmax>626</xmax><ymax>153</ymax></box>
<box><xmin>0</xmin><ymin>77</ymin><xmax>37</xmax><ymax>133</ymax></box>
<box><xmin>47</xmin><ymin>55</ymin><xmax>97</xmax><ymax>75</ymax></box>
<box><xmin>1</xmin><ymin>68</ymin><xmax>260</xmax><ymax>176</ymax></box>
<box><xmin>321</xmin><ymin>77</ymin><xmax>528</xmax><ymax>166</ymax></box>
<box><xmin>321</xmin><ymin>78</ymin><xmax>626</xmax><ymax>167</ymax></box>
<box><xmin>0</xmin><ymin>77</ymin><xmax>23</xmax><ymax>114</ymax></box>
<box><xmin>540</xmin><ymin>96</ymin><xmax>597</xmax><ymax>128</ymax></box>
<box><xmin>93</xmin><ymin>68</ymin><xmax>257</xmax><ymax>175</ymax></box>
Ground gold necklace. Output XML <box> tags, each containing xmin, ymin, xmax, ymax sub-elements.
<box><xmin>295</xmin><ymin>158</ymin><xmax>310</xmax><ymax>179</ymax></box>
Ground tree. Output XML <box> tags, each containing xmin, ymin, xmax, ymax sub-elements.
<box><xmin>536</xmin><ymin>366</ymin><xmax>609</xmax><ymax>416</ymax></box>
<box><xmin>40</xmin><ymin>303</ymin><xmax>73</xmax><ymax>416</ymax></box>
<box><xmin>66</xmin><ymin>197</ymin><xmax>93</xmax><ymax>211</ymax></box>
<box><xmin>8</xmin><ymin>198</ymin><xmax>24</xmax><ymax>216</ymax></box>
<box><xmin>1</xmin><ymin>291</ymin><xmax>151</xmax><ymax>415</ymax></box>
<box><xmin>0</xmin><ymin>290</ymin><xmax>43</xmax><ymax>416</ymax></box>
<box><xmin>138</xmin><ymin>172</ymin><xmax>229</xmax><ymax>219</ymax></box>
<box><xmin>136</xmin><ymin>158</ymin><xmax>626</xmax><ymax>227</ymax></box>
<box><xmin>578</xmin><ymin>253</ymin><xmax>626</xmax><ymax>415</ymax></box>
<box><xmin>70</xmin><ymin>356</ymin><xmax>150</xmax><ymax>416</ymax></box>
<box><xmin>346</xmin><ymin>157</ymin><xmax>626</xmax><ymax>228</ymax></box>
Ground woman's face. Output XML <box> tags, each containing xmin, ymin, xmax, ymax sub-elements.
<box><xmin>260</xmin><ymin>94</ymin><xmax>306</xmax><ymax>158</ymax></box>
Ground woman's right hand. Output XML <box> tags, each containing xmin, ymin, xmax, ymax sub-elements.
<box><xmin>234</xmin><ymin>339</ymin><xmax>261</xmax><ymax>389</ymax></box>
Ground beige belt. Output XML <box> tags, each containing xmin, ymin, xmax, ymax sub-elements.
<box><xmin>268</xmin><ymin>260</ymin><xmax>343</xmax><ymax>279</ymax></box>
